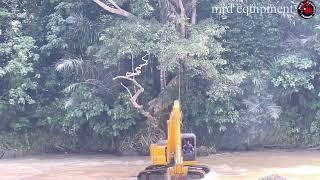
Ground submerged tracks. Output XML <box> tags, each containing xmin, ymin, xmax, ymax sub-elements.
<box><xmin>137</xmin><ymin>165</ymin><xmax>210</xmax><ymax>180</ymax></box>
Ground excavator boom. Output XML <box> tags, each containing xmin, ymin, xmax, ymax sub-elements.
<box><xmin>166</xmin><ymin>101</ymin><xmax>188</xmax><ymax>177</ymax></box>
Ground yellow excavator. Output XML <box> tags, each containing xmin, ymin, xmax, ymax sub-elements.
<box><xmin>137</xmin><ymin>100</ymin><xmax>210</xmax><ymax>179</ymax></box>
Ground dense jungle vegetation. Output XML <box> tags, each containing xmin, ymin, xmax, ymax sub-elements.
<box><xmin>1</xmin><ymin>0</ymin><xmax>320</xmax><ymax>156</ymax></box>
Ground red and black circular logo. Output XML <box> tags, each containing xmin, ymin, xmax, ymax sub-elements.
<box><xmin>297</xmin><ymin>0</ymin><xmax>316</xmax><ymax>19</ymax></box>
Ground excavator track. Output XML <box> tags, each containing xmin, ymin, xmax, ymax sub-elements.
<box><xmin>145</xmin><ymin>165</ymin><xmax>167</xmax><ymax>170</ymax></box>
<box><xmin>138</xmin><ymin>166</ymin><xmax>208</xmax><ymax>180</ymax></box>
<box><xmin>187</xmin><ymin>165</ymin><xmax>210</xmax><ymax>174</ymax></box>
<box><xmin>187</xmin><ymin>169</ymin><xmax>206</xmax><ymax>179</ymax></box>
<box><xmin>137</xmin><ymin>167</ymin><xmax>167</xmax><ymax>180</ymax></box>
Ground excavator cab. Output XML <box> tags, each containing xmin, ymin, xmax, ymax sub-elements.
<box><xmin>181</xmin><ymin>133</ymin><xmax>196</xmax><ymax>161</ymax></box>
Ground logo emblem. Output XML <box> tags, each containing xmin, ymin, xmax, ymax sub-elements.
<box><xmin>297</xmin><ymin>0</ymin><xmax>316</xmax><ymax>19</ymax></box>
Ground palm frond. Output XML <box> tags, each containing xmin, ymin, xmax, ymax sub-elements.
<box><xmin>64</xmin><ymin>98</ymin><xmax>73</xmax><ymax>109</ymax></box>
<box><xmin>243</xmin><ymin>98</ymin><xmax>260</xmax><ymax>113</ymax></box>
<box><xmin>266</xmin><ymin>104</ymin><xmax>282</xmax><ymax>120</ymax></box>
<box><xmin>63</xmin><ymin>83</ymin><xmax>81</xmax><ymax>93</ymax></box>
<box><xmin>55</xmin><ymin>58</ymin><xmax>84</xmax><ymax>73</ymax></box>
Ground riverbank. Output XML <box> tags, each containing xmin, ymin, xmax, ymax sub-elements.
<box><xmin>1</xmin><ymin>149</ymin><xmax>320</xmax><ymax>180</ymax></box>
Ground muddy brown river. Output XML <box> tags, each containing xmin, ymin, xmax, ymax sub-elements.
<box><xmin>1</xmin><ymin>150</ymin><xmax>320</xmax><ymax>180</ymax></box>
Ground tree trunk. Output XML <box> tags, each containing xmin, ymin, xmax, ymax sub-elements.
<box><xmin>160</xmin><ymin>69</ymin><xmax>166</xmax><ymax>90</ymax></box>
<box><xmin>178</xmin><ymin>0</ymin><xmax>186</xmax><ymax>36</ymax></box>
<box><xmin>191</xmin><ymin>0</ymin><xmax>197</xmax><ymax>25</ymax></box>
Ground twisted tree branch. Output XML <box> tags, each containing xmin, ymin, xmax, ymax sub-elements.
<box><xmin>113</xmin><ymin>53</ymin><xmax>157</xmax><ymax>125</ymax></box>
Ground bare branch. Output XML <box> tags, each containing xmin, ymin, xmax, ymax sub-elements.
<box><xmin>113</xmin><ymin>53</ymin><xmax>157</xmax><ymax>125</ymax></box>
<box><xmin>93</xmin><ymin>0</ymin><xmax>134</xmax><ymax>17</ymax></box>
<box><xmin>160</xmin><ymin>69</ymin><xmax>166</xmax><ymax>90</ymax></box>
<box><xmin>131</xmin><ymin>54</ymin><xmax>137</xmax><ymax>93</ymax></box>
<box><xmin>120</xmin><ymin>83</ymin><xmax>133</xmax><ymax>98</ymax></box>
<box><xmin>125</xmin><ymin>53</ymin><xmax>149</xmax><ymax>78</ymax></box>
<box><xmin>107</xmin><ymin>0</ymin><xmax>122</xmax><ymax>9</ymax></box>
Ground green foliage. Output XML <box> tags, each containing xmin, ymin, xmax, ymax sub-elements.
<box><xmin>2</xmin><ymin>0</ymin><xmax>320</xmax><ymax>153</ymax></box>
<box><xmin>97</xmin><ymin>18</ymin><xmax>160</xmax><ymax>66</ymax></box>
<box><xmin>0</xmin><ymin>36</ymin><xmax>39</xmax><ymax>105</ymax></box>
<box><xmin>0</xmin><ymin>8</ymin><xmax>10</xmax><ymax>18</ymax></box>
<box><xmin>106</xmin><ymin>94</ymin><xmax>139</xmax><ymax>136</ymax></box>
<box><xmin>64</xmin><ymin>85</ymin><xmax>105</xmax><ymax>122</ymax></box>
<box><xmin>41</xmin><ymin>1</ymin><xmax>98</xmax><ymax>55</ymax></box>
<box><xmin>130</xmin><ymin>0</ymin><xmax>154</xmax><ymax>18</ymax></box>
<box><xmin>182</xmin><ymin>77</ymin><xmax>240</xmax><ymax>139</ymax></box>
<box><xmin>271</xmin><ymin>54</ymin><xmax>316</xmax><ymax>90</ymax></box>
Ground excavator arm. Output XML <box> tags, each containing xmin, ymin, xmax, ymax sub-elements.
<box><xmin>166</xmin><ymin>101</ymin><xmax>188</xmax><ymax>177</ymax></box>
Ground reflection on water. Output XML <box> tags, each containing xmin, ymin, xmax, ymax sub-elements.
<box><xmin>1</xmin><ymin>150</ymin><xmax>320</xmax><ymax>180</ymax></box>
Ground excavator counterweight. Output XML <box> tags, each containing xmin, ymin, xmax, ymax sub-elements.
<box><xmin>137</xmin><ymin>100</ymin><xmax>210</xmax><ymax>180</ymax></box>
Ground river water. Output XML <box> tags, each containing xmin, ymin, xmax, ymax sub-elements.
<box><xmin>1</xmin><ymin>150</ymin><xmax>320</xmax><ymax>180</ymax></box>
